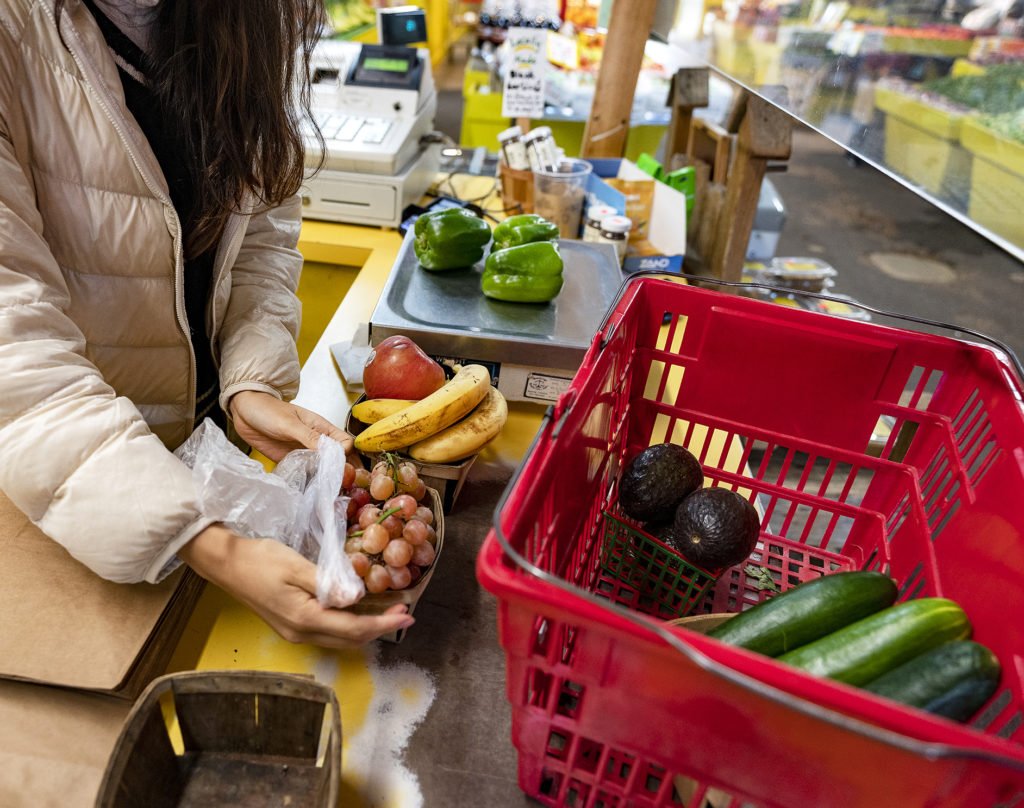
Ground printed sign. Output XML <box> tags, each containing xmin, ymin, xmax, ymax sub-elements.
<box><xmin>501</xmin><ymin>28</ymin><xmax>547</xmax><ymax>119</ymax></box>
<box><xmin>623</xmin><ymin>254</ymin><xmax>685</xmax><ymax>275</ymax></box>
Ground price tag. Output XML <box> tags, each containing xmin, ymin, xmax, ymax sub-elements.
<box><xmin>546</xmin><ymin>31</ymin><xmax>579</xmax><ymax>70</ymax></box>
<box><xmin>502</xmin><ymin>28</ymin><xmax>547</xmax><ymax>119</ymax></box>
<box><xmin>524</xmin><ymin>372</ymin><xmax>572</xmax><ymax>402</ymax></box>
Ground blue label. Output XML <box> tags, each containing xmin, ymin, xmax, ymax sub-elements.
<box><xmin>623</xmin><ymin>255</ymin><xmax>684</xmax><ymax>274</ymax></box>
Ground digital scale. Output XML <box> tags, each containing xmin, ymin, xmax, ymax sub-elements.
<box><xmin>368</xmin><ymin>234</ymin><xmax>626</xmax><ymax>404</ymax></box>
<box><xmin>299</xmin><ymin>35</ymin><xmax>440</xmax><ymax>227</ymax></box>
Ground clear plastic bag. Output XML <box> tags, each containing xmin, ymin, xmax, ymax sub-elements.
<box><xmin>175</xmin><ymin>419</ymin><xmax>365</xmax><ymax>606</ymax></box>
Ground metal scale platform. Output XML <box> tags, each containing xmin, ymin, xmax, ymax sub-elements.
<box><xmin>369</xmin><ymin>233</ymin><xmax>625</xmax><ymax>404</ymax></box>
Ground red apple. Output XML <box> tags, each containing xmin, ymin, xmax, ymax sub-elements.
<box><xmin>363</xmin><ymin>336</ymin><xmax>445</xmax><ymax>400</ymax></box>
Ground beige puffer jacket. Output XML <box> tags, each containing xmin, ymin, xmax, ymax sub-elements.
<box><xmin>0</xmin><ymin>0</ymin><xmax>304</xmax><ymax>582</ymax></box>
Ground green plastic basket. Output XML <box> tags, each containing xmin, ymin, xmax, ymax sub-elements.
<box><xmin>596</xmin><ymin>508</ymin><xmax>719</xmax><ymax>620</ymax></box>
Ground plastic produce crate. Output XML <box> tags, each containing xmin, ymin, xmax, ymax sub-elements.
<box><xmin>477</xmin><ymin>276</ymin><xmax>1024</xmax><ymax>808</ymax></box>
<box><xmin>960</xmin><ymin>117</ymin><xmax>1024</xmax><ymax>248</ymax></box>
<box><xmin>873</xmin><ymin>85</ymin><xmax>971</xmax><ymax>198</ymax></box>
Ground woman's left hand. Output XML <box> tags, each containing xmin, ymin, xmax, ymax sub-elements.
<box><xmin>229</xmin><ymin>390</ymin><xmax>353</xmax><ymax>461</ymax></box>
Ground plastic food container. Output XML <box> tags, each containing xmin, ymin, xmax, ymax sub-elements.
<box><xmin>478</xmin><ymin>275</ymin><xmax>1024</xmax><ymax>807</ymax></box>
<box><xmin>533</xmin><ymin>159</ymin><xmax>593</xmax><ymax>239</ymax></box>
<box><xmin>767</xmin><ymin>256</ymin><xmax>838</xmax><ymax>292</ymax></box>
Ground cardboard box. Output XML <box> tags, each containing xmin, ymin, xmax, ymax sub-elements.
<box><xmin>585</xmin><ymin>158</ymin><xmax>688</xmax><ymax>257</ymax></box>
<box><xmin>0</xmin><ymin>493</ymin><xmax>204</xmax><ymax>698</ymax></box>
<box><xmin>0</xmin><ymin>679</ymin><xmax>130</xmax><ymax>808</ymax></box>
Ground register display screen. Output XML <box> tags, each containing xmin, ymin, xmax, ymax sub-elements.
<box><xmin>362</xmin><ymin>57</ymin><xmax>410</xmax><ymax>73</ymax></box>
<box><xmin>348</xmin><ymin>45</ymin><xmax>422</xmax><ymax>89</ymax></box>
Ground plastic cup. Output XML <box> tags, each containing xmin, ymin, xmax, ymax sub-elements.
<box><xmin>533</xmin><ymin>159</ymin><xmax>593</xmax><ymax>239</ymax></box>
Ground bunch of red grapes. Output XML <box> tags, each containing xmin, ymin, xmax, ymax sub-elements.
<box><xmin>342</xmin><ymin>456</ymin><xmax>437</xmax><ymax>593</ymax></box>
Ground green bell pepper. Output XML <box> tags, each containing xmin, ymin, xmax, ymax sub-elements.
<box><xmin>413</xmin><ymin>208</ymin><xmax>492</xmax><ymax>270</ymax></box>
<box><xmin>491</xmin><ymin>214</ymin><xmax>560</xmax><ymax>251</ymax></box>
<box><xmin>481</xmin><ymin>241</ymin><xmax>564</xmax><ymax>303</ymax></box>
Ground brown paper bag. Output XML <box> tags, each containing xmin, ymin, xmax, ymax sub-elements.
<box><xmin>0</xmin><ymin>679</ymin><xmax>130</xmax><ymax>808</ymax></box>
<box><xmin>0</xmin><ymin>493</ymin><xmax>203</xmax><ymax>697</ymax></box>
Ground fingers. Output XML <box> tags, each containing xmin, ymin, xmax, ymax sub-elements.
<box><xmin>287</xmin><ymin>553</ymin><xmax>320</xmax><ymax>595</ymax></box>
<box><xmin>280</xmin><ymin>606</ymin><xmax>414</xmax><ymax>649</ymax></box>
<box><xmin>296</xmin><ymin>407</ymin><xmax>353</xmax><ymax>453</ymax></box>
<box><xmin>305</xmin><ymin>607</ymin><xmax>415</xmax><ymax>646</ymax></box>
<box><xmin>281</xmin><ymin>555</ymin><xmax>413</xmax><ymax>645</ymax></box>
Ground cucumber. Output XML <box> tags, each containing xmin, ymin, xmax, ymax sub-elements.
<box><xmin>706</xmin><ymin>571</ymin><xmax>898</xmax><ymax>657</ymax></box>
<box><xmin>777</xmin><ymin>598</ymin><xmax>971</xmax><ymax>686</ymax></box>
<box><xmin>864</xmin><ymin>640</ymin><xmax>1001</xmax><ymax>723</ymax></box>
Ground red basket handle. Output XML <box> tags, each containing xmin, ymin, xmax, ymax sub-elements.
<box><xmin>679</xmin><ymin>273</ymin><xmax>1024</xmax><ymax>390</ymax></box>
<box><xmin>595</xmin><ymin>270</ymin><xmax>1023</xmax><ymax>395</ymax></box>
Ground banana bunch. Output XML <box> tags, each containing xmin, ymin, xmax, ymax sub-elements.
<box><xmin>353</xmin><ymin>365</ymin><xmax>509</xmax><ymax>463</ymax></box>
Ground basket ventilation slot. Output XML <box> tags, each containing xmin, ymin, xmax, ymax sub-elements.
<box><xmin>556</xmin><ymin>680</ymin><xmax>585</xmax><ymax>719</ymax></box>
<box><xmin>897</xmin><ymin>562</ymin><xmax>927</xmax><ymax>601</ymax></box>
<box><xmin>899</xmin><ymin>366</ymin><xmax>945</xmax><ymax>411</ymax></box>
<box><xmin>970</xmin><ymin>688</ymin><xmax>1023</xmax><ymax>743</ymax></box>
<box><xmin>953</xmin><ymin>389</ymin><xmax>1002</xmax><ymax>488</ymax></box>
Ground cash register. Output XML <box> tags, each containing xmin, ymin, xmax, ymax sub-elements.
<box><xmin>299</xmin><ymin>8</ymin><xmax>440</xmax><ymax>227</ymax></box>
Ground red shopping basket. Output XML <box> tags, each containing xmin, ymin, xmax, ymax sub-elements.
<box><xmin>477</xmin><ymin>276</ymin><xmax>1024</xmax><ymax>808</ymax></box>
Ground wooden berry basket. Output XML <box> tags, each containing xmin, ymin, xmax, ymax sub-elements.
<box><xmin>346</xmin><ymin>396</ymin><xmax>476</xmax><ymax>513</ymax></box>
<box><xmin>344</xmin><ymin>486</ymin><xmax>445</xmax><ymax>644</ymax></box>
<box><xmin>96</xmin><ymin>670</ymin><xmax>341</xmax><ymax>808</ymax></box>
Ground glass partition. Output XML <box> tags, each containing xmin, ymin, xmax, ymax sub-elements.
<box><xmin>662</xmin><ymin>2</ymin><xmax>1024</xmax><ymax>261</ymax></box>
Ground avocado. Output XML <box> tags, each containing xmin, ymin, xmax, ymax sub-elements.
<box><xmin>618</xmin><ymin>443</ymin><xmax>703</xmax><ymax>524</ymax></box>
<box><xmin>669</xmin><ymin>487</ymin><xmax>761</xmax><ymax>570</ymax></box>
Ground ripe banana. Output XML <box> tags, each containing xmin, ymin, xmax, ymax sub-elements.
<box><xmin>409</xmin><ymin>386</ymin><xmax>508</xmax><ymax>463</ymax></box>
<box><xmin>352</xmin><ymin>398</ymin><xmax>417</xmax><ymax>424</ymax></box>
<box><xmin>354</xmin><ymin>365</ymin><xmax>491</xmax><ymax>452</ymax></box>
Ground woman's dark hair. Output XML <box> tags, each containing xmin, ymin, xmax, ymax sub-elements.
<box><xmin>56</xmin><ymin>0</ymin><xmax>326</xmax><ymax>257</ymax></box>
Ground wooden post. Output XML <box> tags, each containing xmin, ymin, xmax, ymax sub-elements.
<box><xmin>664</xmin><ymin>67</ymin><xmax>710</xmax><ymax>163</ymax></box>
<box><xmin>580</xmin><ymin>0</ymin><xmax>658</xmax><ymax>158</ymax></box>
<box><xmin>708</xmin><ymin>96</ymin><xmax>792</xmax><ymax>282</ymax></box>
<box><xmin>724</xmin><ymin>88</ymin><xmax>749</xmax><ymax>134</ymax></box>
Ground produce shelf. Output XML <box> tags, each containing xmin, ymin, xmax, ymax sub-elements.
<box><xmin>874</xmin><ymin>84</ymin><xmax>971</xmax><ymax>197</ymax></box>
<box><xmin>960</xmin><ymin>117</ymin><xmax>1024</xmax><ymax>246</ymax></box>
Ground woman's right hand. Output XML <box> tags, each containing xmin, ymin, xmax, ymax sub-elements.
<box><xmin>179</xmin><ymin>524</ymin><xmax>413</xmax><ymax>648</ymax></box>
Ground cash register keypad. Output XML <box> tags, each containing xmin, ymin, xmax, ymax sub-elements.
<box><xmin>303</xmin><ymin>112</ymin><xmax>392</xmax><ymax>145</ymax></box>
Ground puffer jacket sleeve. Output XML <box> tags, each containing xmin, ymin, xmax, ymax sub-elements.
<box><xmin>217</xmin><ymin>195</ymin><xmax>304</xmax><ymax>411</ymax></box>
<box><xmin>0</xmin><ymin>128</ymin><xmax>212</xmax><ymax>584</ymax></box>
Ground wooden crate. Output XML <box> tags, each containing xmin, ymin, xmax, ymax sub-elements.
<box><xmin>96</xmin><ymin>671</ymin><xmax>341</xmax><ymax>808</ymax></box>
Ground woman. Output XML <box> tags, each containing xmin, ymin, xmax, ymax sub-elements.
<box><xmin>0</xmin><ymin>0</ymin><xmax>412</xmax><ymax>645</ymax></box>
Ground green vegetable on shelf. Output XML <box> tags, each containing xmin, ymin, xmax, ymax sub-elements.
<box><xmin>481</xmin><ymin>241</ymin><xmax>564</xmax><ymax>304</ymax></box>
<box><xmin>413</xmin><ymin>208</ymin><xmax>492</xmax><ymax>271</ymax></box>
<box><xmin>923</xmin><ymin>64</ymin><xmax>1024</xmax><ymax>115</ymax></box>
<box><xmin>491</xmin><ymin>214</ymin><xmax>560</xmax><ymax>251</ymax></box>
<box><xmin>981</xmin><ymin>109</ymin><xmax>1024</xmax><ymax>145</ymax></box>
